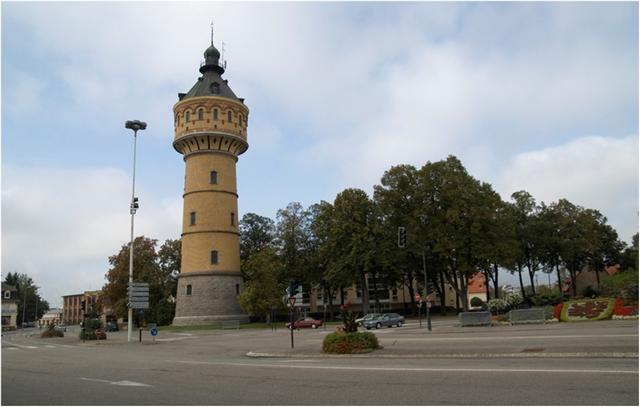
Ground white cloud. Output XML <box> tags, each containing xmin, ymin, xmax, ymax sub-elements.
<box><xmin>496</xmin><ymin>135</ymin><xmax>639</xmax><ymax>243</ymax></box>
<box><xmin>1</xmin><ymin>165</ymin><xmax>181</xmax><ymax>307</ymax></box>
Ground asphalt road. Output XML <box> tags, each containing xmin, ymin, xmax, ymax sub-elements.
<box><xmin>2</xmin><ymin>319</ymin><xmax>638</xmax><ymax>405</ymax></box>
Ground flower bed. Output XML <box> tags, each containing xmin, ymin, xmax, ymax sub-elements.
<box><xmin>560</xmin><ymin>298</ymin><xmax>614</xmax><ymax>322</ymax></box>
<box><xmin>612</xmin><ymin>298</ymin><xmax>638</xmax><ymax>319</ymax></box>
<box><xmin>322</xmin><ymin>331</ymin><xmax>380</xmax><ymax>354</ymax></box>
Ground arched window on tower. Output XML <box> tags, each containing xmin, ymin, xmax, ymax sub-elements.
<box><xmin>210</xmin><ymin>170</ymin><xmax>218</xmax><ymax>185</ymax></box>
<box><xmin>186</xmin><ymin>111</ymin><xmax>191</xmax><ymax>122</ymax></box>
<box><xmin>198</xmin><ymin>109</ymin><xmax>203</xmax><ymax>120</ymax></box>
<box><xmin>186</xmin><ymin>285</ymin><xmax>192</xmax><ymax>295</ymax></box>
<box><xmin>227</xmin><ymin>110</ymin><xmax>232</xmax><ymax>123</ymax></box>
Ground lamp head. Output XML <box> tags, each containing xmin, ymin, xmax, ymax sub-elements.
<box><xmin>125</xmin><ymin>120</ymin><xmax>147</xmax><ymax>132</ymax></box>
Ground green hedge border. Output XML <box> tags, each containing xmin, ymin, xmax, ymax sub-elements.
<box><xmin>560</xmin><ymin>298</ymin><xmax>615</xmax><ymax>322</ymax></box>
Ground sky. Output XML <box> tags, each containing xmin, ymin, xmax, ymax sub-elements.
<box><xmin>1</xmin><ymin>2</ymin><xmax>638</xmax><ymax>308</ymax></box>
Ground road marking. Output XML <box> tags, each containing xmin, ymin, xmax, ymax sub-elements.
<box><xmin>171</xmin><ymin>360</ymin><xmax>638</xmax><ymax>375</ymax></box>
<box><xmin>173</xmin><ymin>333</ymin><xmax>193</xmax><ymax>336</ymax></box>
<box><xmin>80</xmin><ymin>377</ymin><xmax>152</xmax><ymax>387</ymax></box>
<box><xmin>378</xmin><ymin>334</ymin><xmax>638</xmax><ymax>341</ymax></box>
<box><xmin>4</xmin><ymin>347</ymin><xmax>19</xmax><ymax>351</ymax></box>
<box><xmin>44</xmin><ymin>345</ymin><xmax>56</xmax><ymax>348</ymax></box>
<box><xmin>155</xmin><ymin>336</ymin><xmax>197</xmax><ymax>342</ymax></box>
<box><xmin>2</xmin><ymin>342</ymin><xmax>38</xmax><ymax>349</ymax></box>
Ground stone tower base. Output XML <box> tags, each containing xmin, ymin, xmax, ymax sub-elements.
<box><xmin>173</xmin><ymin>272</ymin><xmax>248</xmax><ymax>326</ymax></box>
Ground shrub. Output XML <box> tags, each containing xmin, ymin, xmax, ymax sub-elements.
<box><xmin>504</xmin><ymin>292</ymin><xmax>523</xmax><ymax>308</ymax></box>
<box><xmin>601</xmin><ymin>269</ymin><xmax>639</xmax><ymax>304</ymax></box>
<box><xmin>41</xmin><ymin>325</ymin><xmax>63</xmax><ymax>338</ymax></box>
<box><xmin>79</xmin><ymin>329</ymin><xmax>97</xmax><ymax>340</ymax></box>
<box><xmin>470</xmin><ymin>297</ymin><xmax>484</xmax><ymax>308</ymax></box>
<box><xmin>487</xmin><ymin>298</ymin><xmax>509</xmax><ymax>314</ymax></box>
<box><xmin>530</xmin><ymin>291</ymin><xmax>564</xmax><ymax>306</ymax></box>
<box><xmin>339</xmin><ymin>302</ymin><xmax>358</xmax><ymax>333</ymax></box>
<box><xmin>582</xmin><ymin>286</ymin><xmax>599</xmax><ymax>299</ymax></box>
<box><xmin>322</xmin><ymin>331</ymin><xmax>380</xmax><ymax>354</ymax></box>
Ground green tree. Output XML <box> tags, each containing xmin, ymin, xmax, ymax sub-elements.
<box><xmin>102</xmin><ymin>236</ymin><xmax>179</xmax><ymax>326</ymax></box>
<box><xmin>275</xmin><ymin>202</ymin><xmax>313</xmax><ymax>287</ymax></box>
<box><xmin>238</xmin><ymin>247</ymin><xmax>284</xmax><ymax>321</ymax></box>
<box><xmin>239</xmin><ymin>213</ymin><xmax>276</xmax><ymax>262</ymax></box>
<box><xmin>509</xmin><ymin>191</ymin><xmax>544</xmax><ymax>298</ymax></box>
<box><xmin>328</xmin><ymin>189</ymin><xmax>376</xmax><ymax>313</ymax></box>
<box><xmin>620</xmin><ymin>233</ymin><xmax>639</xmax><ymax>272</ymax></box>
<box><xmin>3</xmin><ymin>272</ymin><xmax>49</xmax><ymax>325</ymax></box>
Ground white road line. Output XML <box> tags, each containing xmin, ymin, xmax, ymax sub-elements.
<box><xmin>2</xmin><ymin>342</ymin><xmax>38</xmax><ymax>349</ymax></box>
<box><xmin>80</xmin><ymin>377</ymin><xmax>152</xmax><ymax>387</ymax></box>
<box><xmin>378</xmin><ymin>334</ymin><xmax>638</xmax><ymax>341</ymax></box>
<box><xmin>4</xmin><ymin>347</ymin><xmax>19</xmax><ymax>351</ymax></box>
<box><xmin>171</xmin><ymin>360</ymin><xmax>638</xmax><ymax>375</ymax></box>
<box><xmin>155</xmin><ymin>336</ymin><xmax>197</xmax><ymax>342</ymax></box>
<box><xmin>44</xmin><ymin>345</ymin><xmax>56</xmax><ymax>348</ymax></box>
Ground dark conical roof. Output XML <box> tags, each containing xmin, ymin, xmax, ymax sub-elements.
<box><xmin>178</xmin><ymin>43</ymin><xmax>241</xmax><ymax>102</ymax></box>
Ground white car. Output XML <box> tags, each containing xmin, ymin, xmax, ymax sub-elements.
<box><xmin>355</xmin><ymin>313</ymin><xmax>382</xmax><ymax>326</ymax></box>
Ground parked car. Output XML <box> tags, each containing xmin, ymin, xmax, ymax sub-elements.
<box><xmin>105</xmin><ymin>321</ymin><xmax>119</xmax><ymax>332</ymax></box>
<box><xmin>21</xmin><ymin>321</ymin><xmax>36</xmax><ymax>328</ymax></box>
<box><xmin>54</xmin><ymin>324</ymin><xmax>66</xmax><ymax>332</ymax></box>
<box><xmin>94</xmin><ymin>329</ymin><xmax>107</xmax><ymax>340</ymax></box>
<box><xmin>362</xmin><ymin>313</ymin><xmax>405</xmax><ymax>329</ymax></box>
<box><xmin>355</xmin><ymin>313</ymin><xmax>382</xmax><ymax>326</ymax></box>
<box><xmin>286</xmin><ymin>317</ymin><xmax>323</xmax><ymax>329</ymax></box>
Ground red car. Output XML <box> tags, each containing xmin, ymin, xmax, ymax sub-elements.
<box><xmin>286</xmin><ymin>317</ymin><xmax>323</xmax><ymax>329</ymax></box>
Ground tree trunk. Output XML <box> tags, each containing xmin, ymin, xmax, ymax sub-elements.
<box><xmin>407</xmin><ymin>272</ymin><xmax>417</xmax><ymax>315</ymax></box>
<box><xmin>595</xmin><ymin>266</ymin><xmax>601</xmax><ymax>290</ymax></box>
<box><xmin>483</xmin><ymin>269</ymin><xmax>491</xmax><ymax>301</ymax></box>
<box><xmin>360</xmin><ymin>272</ymin><xmax>369</xmax><ymax>314</ymax></box>
<box><xmin>517</xmin><ymin>264</ymin><xmax>526</xmax><ymax>299</ymax></box>
<box><xmin>527</xmin><ymin>261</ymin><xmax>536</xmax><ymax>296</ymax></box>
<box><xmin>452</xmin><ymin>272</ymin><xmax>461</xmax><ymax>313</ymax></box>
<box><xmin>570</xmin><ymin>270</ymin><xmax>578</xmax><ymax>298</ymax></box>
<box><xmin>339</xmin><ymin>286</ymin><xmax>345</xmax><ymax>306</ymax></box>
<box><xmin>371</xmin><ymin>273</ymin><xmax>380</xmax><ymax>313</ymax></box>
<box><xmin>556</xmin><ymin>263</ymin><xmax>563</xmax><ymax>294</ymax></box>
<box><xmin>493</xmin><ymin>263</ymin><xmax>500</xmax><ymax>299</ymax></box>
<box><xmin>439</xmin><ymin>269</ymin><xmax>447</xmax><ymax>315</ymax></box>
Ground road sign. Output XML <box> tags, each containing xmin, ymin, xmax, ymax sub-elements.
<box><xmin>150</xmin><ymin>327</ymin><xmax>158</xmax><ymax>337</ymax></box>
<box><xmin>128</xmin><ymin>302</ymin><xmax>149</xmax><ymax>309</ymax></box>
<box><xmin>415</xmin><ymin>294</ymin><xmax>421</xmax><ymax>302</ymax></box>
<box><xmin>288</xmin><ymin>296</ymin><xmax>296</xmax><ymax>307</ymax></box>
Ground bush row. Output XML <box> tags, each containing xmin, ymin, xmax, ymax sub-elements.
<box><xmin>322</xmin><ymin>331</ymin><xmax>380</xmax><ymax>354</ymax></box>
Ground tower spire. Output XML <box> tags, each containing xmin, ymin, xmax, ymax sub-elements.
<box><xmin>210</xmin><ymin>21</ymin><xmax>214</xmax><ymax>46</ymax></box>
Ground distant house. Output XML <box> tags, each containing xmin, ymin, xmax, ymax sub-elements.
<box><xmin>564</xmin><ymin>265</ymin><xmax>621</xmax><ymax>296</ymax></box>
<box><xmin>2</xmin><ymin>283</ymin><xmax>19</xmax><ymax>331</ymax></box>
<box><xmin>39</xmin><ymin>308</ymin><xmax>63</xmax><ymax>327</ymax></box>
<box><xmin>467</xmin><ymin>273</ymin><xmax>488</xmax><ymax>309</ymax></box>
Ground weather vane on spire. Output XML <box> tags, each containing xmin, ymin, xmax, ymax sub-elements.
<box><xmin>210</xmin><ymin>21</ymin><xmax>214</xmax><ymax>46</ymax></box>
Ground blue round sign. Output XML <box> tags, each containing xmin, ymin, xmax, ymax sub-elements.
<box><xmin>150</xmin><ymin>327</ymin><xmax>158</xmax><ymax>337</ymax></box>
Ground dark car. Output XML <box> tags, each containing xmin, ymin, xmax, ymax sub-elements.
<box><xmin>105</xmin><ymin>321</ymin><xmax>119</xmax><ymax>332</ymax></box>
<box><xmin>355</xmin><ymin>313</ymin><xmax>382</xmax><ymax>326</ymax></box>
<box><xmin>363</xmin><ymin>313</ymin><xmax>405</xmax><ymax>329</ymax></box>
<box><xmin>286</xmin><ymin>317</ymin><xmax>323</xmax><ymax>329</ymax></box>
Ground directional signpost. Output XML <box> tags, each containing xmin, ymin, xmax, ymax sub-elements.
<box><xmin>127</xmin><ymin>282</ymin><xmax>149</xmax><ymax>310</ymax></box>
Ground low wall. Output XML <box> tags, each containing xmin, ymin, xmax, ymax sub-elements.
<box><xmin>509</xmin><ymin>308</ymin><xmax>545</xmax><ymax>324</ymax></box>
<box><xmin>459</xmin><ymin>311</ymin><xmax>491</xmax><ymax>327</ymax></box>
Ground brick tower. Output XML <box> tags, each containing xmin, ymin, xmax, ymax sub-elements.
<box><xmin>172</xmin><ymin>35</ymin><xmax>249</xmax><ymax>325</ymax></box>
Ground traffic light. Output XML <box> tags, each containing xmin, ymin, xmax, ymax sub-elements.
<box><xmin>130</xmin><ymin>197</ymin><xmax>139</xmax><ymax>214</ymax></box>
<box><xmin>398</xmin><ymin>226</ymin><xmax>406</xmax><ymax>248</ymax></box>
<box><xmin>80</xmin><ymin>300</ymin><xmax>86</xmax><ymax>311</ymax></box>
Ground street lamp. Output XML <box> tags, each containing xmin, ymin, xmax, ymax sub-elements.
<box><xmin>125</xmin><ymin>120</ymin><xmax>146</xmax><ymax>342</ymax></box>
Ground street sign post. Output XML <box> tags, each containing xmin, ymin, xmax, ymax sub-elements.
<box><xmin>127</xmin><ymin>282</ymin><xmax>149</xmax><ymax>310</ymax></box>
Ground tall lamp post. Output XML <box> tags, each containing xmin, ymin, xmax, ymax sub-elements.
<box><xmin>125</xmin><ymin>120</ymin><xmax>147</xmax><ymax>342</ymax></box>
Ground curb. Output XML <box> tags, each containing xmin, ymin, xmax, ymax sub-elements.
<box><xmin>246</xmin><ymin>351</ymin><xmax>639</xmax><ymax>359</ymax></box>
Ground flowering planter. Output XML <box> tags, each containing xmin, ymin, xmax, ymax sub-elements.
<box><xmin>560</xmin><ymin>298</ymin><xmax>615</xmax><ymax>322</ymax></box>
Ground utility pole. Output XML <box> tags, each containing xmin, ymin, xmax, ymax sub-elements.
<box><xmin>422</xmin><ymin>250</ymin><xmax>432</xmax><ymax>331</ymax></box>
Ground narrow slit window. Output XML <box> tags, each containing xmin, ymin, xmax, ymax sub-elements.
<box><xmin>213</xmin><ymin>109</ymin><xmax>218</xmax><ymax>121</ymax></box>
<box><xmin>186</xmin><ymin>285</ymin><xmax>192</xmax><ymax>295</ymax></box>
<box><xmin>186</xmin><ymin>111</ymin><xmax>191</xmax><ymax>122</ymax></box>
<box><xmin>211</xmin><ymin>250</ymin><xmax>218</xmax><ymax>265</ymax></box>
<box><xmin>190</xmin><ymin>211</ymin><xmax>196</xmax><ymax>225</ymax></box>
<box><xmin>227</xmin><ymin>111</ymin><xmax>232</xmax><ymax>122</ymax></box>
<box><xmin>230</xmin><ymin>212</ymin><xmax>235</xmax><ymax>226</ymax></box>
<box><xmin>210</xmin><ymin>170</ymin><xmax>218</xmax><ymax>185</ymax></box>
<box><xmin>235</xmin><ymin>284</ymin><xmax>240</xmax><ymax>295</ymax></box>
<box><xmin>198</xmin><ymin>109</ymin><xmax>203</xmax><ymax>120</ymax></box>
